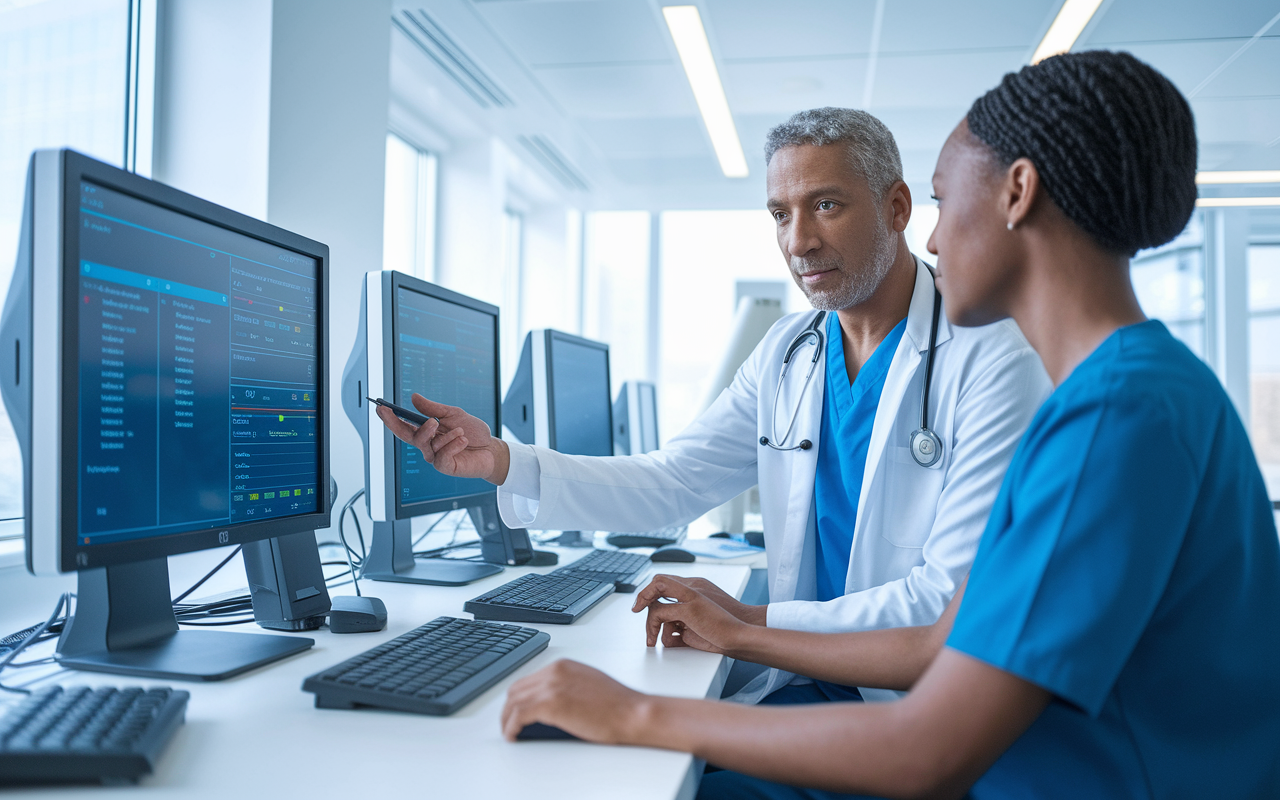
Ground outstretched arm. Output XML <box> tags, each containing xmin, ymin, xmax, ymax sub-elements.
<box><xmin>634</xmin><ymin>574</ymin><xmax>966</xmax><ymax>691</ymax></box>
<box><xmin>501</xmin><ymin>648</ymin><xmax>1048</xmax><ymax>798</ymax></box>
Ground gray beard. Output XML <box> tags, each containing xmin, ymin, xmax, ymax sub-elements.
<box><xmin>793</xmin><ymin>228</ymin><xmax>898</xmax><ymax>312</ymax></box>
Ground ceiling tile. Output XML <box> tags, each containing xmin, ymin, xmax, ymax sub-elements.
<box><xmin>704</xmin><ymin>0</ymin><xmax>878</xmax><ymax>61</ymax></box>
<box><xmin>869</xmin><ymin>49</ymin><xmax>1026</xmax><ymax>109</ymax></box>
<box><xmin>607</xmin><ymin>155</ymin><xmax>728</xmax><ymax>186</ymax></box>
<box><xmin>1193</xmin><ymin>38</ymin><xmax>1280</xmax><ymax>99</ymax></box>
<box><xmin>578</xmin><ymin>116</ymin><xmax>710</xmax><ymax>159</ymax></box>
<box><xmin>533</xmin><ymin>62</ymin><xmax>698</xmax><ymax>118</ymax></box>
<box><xmin>878</xmin><ymin>0</ymin><xmax>1058</xmax><ymax>54</ymax></box>
<box><xmin>1087</xmin><ymin>0</ymin><xmax>1280</xmax><ymax>44</ymax></box>
<box><xmin>1192</xmin><ymin>96</ymin><xmax>1280</xmax><ymax>148</ymax></box>
<box><xmin>721</xmin><ymin>57</ymin><xmax>869</xmax><ymax>114</ymax></box>
<box><xmin>1114</xmin><ymin>39</ymin><xmax>1250</xmax><ymax>97</ymax></box>
<box><xmin>472</xmin><ymin>0</ymin><xmax>671</xmax><ymax>66</ymax></box>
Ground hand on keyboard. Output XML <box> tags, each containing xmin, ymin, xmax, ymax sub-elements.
<box><xmin>631</xmin><ymin>574</ymin><xmax>752</xmax><ymax>654</ymax></box>
<box><xmin>633</xmin><ymin>574</ymin><xmax>765</xmax><ymax>627</ymax></box>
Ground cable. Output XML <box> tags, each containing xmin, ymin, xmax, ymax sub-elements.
<box><xmin>339</xmin><ymin>489</ymin><xmax>366</xmax><ymax>566</ymax></box>
<box><xmin>0</xmin><ymin>593</ymin><xmax>70</xmax><ymax>695</ymax></box>
<box><xmin>411</xmin><ymin>510</ymin><xmax>453</xmax><ymax>549</ymax></box>
<box><xmin>173</xmin><ymin>545</ymin><xmax>243</xmax><ymax>604</ymax></box>
<box><xmin>336</xmin><ymin>503</ymin><xmax>366</xmax><ymax>598</ymax></box>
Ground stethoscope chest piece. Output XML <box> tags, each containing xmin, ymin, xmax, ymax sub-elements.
<box><xmin>909</xmin><ymin>427</ymin><xmax>942</xmax><ymax>468</ymax></box>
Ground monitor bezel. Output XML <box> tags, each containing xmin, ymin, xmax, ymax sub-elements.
<box><xmin>55</xmin><ymin>150</ymin><xmax>331</xmax><ymax>573</ymax></box>
<box><xmin>387</xmin><ymin>271</ymin><xmax>501</xmax><ymax>519</ymax></box>
<box><xmin>544</xmin><ymin>330</ymin><xmax>612</xmax><ymax>455</ymax></box>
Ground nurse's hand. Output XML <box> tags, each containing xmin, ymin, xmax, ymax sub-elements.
<box><xmin>376</xmin><ymin>393</ymin><xmax>511</xmax><ymax>484</ymax></box>
<box><xmin>633</xmin><ymin>574</ymin><xmax>766</xmax><ymax>627</ymax></box>
<box><xmin>632</xmin><ymin>575</ymin><xmax>753</xmax><ymax>655</ymax></box>
<box><xmin>501</xmin><ymin>659</ymin><xmax>650</xmax><ymax>744</ymax></box>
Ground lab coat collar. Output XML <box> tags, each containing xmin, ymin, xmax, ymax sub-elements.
<box><xmin>903</xmin><ymin>255</ymin><xmax>952</xmax><ymax>354</ymax></box>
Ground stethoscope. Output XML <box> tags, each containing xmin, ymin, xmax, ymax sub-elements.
<box><xmin>759</xmin><ymin>284</ymin><xmax>945</xmax><ymax>468</ymax></box>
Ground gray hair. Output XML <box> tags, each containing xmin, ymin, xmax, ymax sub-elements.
<box><xmin>764</xmin><ymin>107</ymin><xmax>903</xmax><ymax>199</ymax></box>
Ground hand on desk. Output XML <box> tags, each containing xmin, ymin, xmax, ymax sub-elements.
<box><xmin>631</xmin><ymin>575</ymin><xmax>765</xmax><ymax>654</ymax></box>
<box><xmin>376</xmin><ymin>393</ymin><xmax>511</xmax><ymax>484</ymax></box>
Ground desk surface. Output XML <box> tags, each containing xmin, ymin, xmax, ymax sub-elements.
<box><xmin>0</xmin><ymin>550</ymin><xmax>749</xmax><ymax>799</ymax></box>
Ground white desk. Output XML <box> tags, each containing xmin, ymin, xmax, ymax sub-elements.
<box><xmin>0</xmin><ymin>549</ymin><xmax>749</xmax><ymax>799</ymax></box>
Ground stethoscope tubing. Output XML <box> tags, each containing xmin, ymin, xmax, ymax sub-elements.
<box><xmin>761</xmin><ymin>284</ymin><xmax>944</xmax><ymax>466</ymax></box>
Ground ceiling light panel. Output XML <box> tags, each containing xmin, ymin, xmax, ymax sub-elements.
<box><xmin>1196</xmin><ymin>170</ymin><xmax>1280</xmax><ymax>184</ymax></box>
<box><xmin>1031</xmin><ymin>0</ymin><xmax>1105</xmax><ymax>64</ymax></box>
<box><xmin>1195</xmin><ymin>197</ymin><xmax>1280</xmax><ymax>207</ymax></box>
<box><xmin>662</xmin><ymin>5</ymin><xmax>749</xmax><ymax>178</ymax></box>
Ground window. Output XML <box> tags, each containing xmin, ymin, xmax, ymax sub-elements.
<box><xmin>1249</xmin><ymin>244</ymin><xmax>1280</xmax><ymax>499</ymax></box>
<box><xmin>583</xmin><ymin>211</ymin><xmax>651</xmax><ymax>400</ymax></box>
<box><xmin>658</xmin><ymin>210</ymin><xmax>806</xmax><ymax>443</ymax></box>
<box><xmin>0</xmin><ymin>0</ymin><xmax>132</xmax><ymax>546</ymax></box>
<box><xmin>1132</xmin><ymin>245</ymin><xmax>1207</xmax><ymax>360</ymax></box>
<box><xmin>382</xmin><ymin>132</ymin><xmax>437</xmax><ymax>280</ymax></box>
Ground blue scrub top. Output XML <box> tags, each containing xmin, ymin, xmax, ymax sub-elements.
<box><xmin>949</xmin><ymin>321</ymin><xmax>1280</xmax><ymax>799</ymax></box>
<box><xmin>814</xmin><ymin>313</ymin><xmax>907</xmax><ymax>606</ymax></box>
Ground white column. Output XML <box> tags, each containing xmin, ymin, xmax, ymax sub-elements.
<box><xmin>1207</xmin><ymin>208</ymin><xmax>1252</xmax><ymax>427</ymax></box>
<box><xmin>265</xmin><ymin>0</ymin><xmax>393</xmax><ymax>522</ymax></box>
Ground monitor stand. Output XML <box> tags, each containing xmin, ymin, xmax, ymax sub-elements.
<box><xmin>545</xmin><ymin>530</ymin><xmax>594</xmax><ymax>548</ymax></box>
<box><xmin>363</xmin><ymin>518</ymin><xmax>503</xmax><ymax>586</ymax></box>
<box><xmin>57</xmin><ymin>556</ymin><xmax>314</xmax><ymax>682</ymax></box>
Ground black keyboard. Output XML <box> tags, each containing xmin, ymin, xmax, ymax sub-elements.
<box><xmin>0</xmin><ymin>686</ymin><xmax>188</xmax><ymax>786</ymax></box>
<box><xmin>303</xmin><ymin>617</ymin><xmax>549</xmax><ymax>716</ymax></box>
<box><xmin>552</xmin><ymin>549</ymin><xmax>651</xmax><ymax>592</ymax></box>
<box><xmin>605</xmin><ymin>525</ymin><xmax>687</xmax><ymax>549</ymax></box>
<box><xmin>464</xmin><ymin>573</ymin><xmax>614</xmax><ymax>624</ymax></box>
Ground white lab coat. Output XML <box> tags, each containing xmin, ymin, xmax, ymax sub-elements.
<box><xmin>497</xmin><ymin>257</ymin><xmax>1052</xmax><ymax>702</ymax></box>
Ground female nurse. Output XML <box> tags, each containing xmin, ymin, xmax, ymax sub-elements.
<box><xmin>498</xmin><ymin>50</ymin><xmax>1280</xmax><ymax>800</ymax></box>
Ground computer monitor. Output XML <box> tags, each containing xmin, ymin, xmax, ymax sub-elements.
<box><xmin>0</xmin><ymin>149</ymin><xmax>333</xmax><ymax>680</ymax></box>
<box><xmin>613</xmin><ymin>381</ymin><xmax>659</xmax><ymax>455</ymax></box>
<box><xmin>341</xmin><ymin>270</ymin><xmax>530</xmax><ymax>585</ymax></box>
<box><xmin>503</xmin><ymin>329</ymin><xmax>612</xmax><ymax>545</ymax></box>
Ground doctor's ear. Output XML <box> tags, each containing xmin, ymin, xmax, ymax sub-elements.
<box><xmin>887</xmin><ymin>180</ymin><xmax>911</xmax><ymax>234</ymax></box>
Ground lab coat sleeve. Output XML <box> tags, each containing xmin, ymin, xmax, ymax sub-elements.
<box><xmin>495</xmin><ymin>345</ymin><xmax>767</xmax><ymax>532</ymax></box>
<box><xmin>766</xmin><ymin>344</ymin><xmax>1052</xmax><ymax>634</ymax></box>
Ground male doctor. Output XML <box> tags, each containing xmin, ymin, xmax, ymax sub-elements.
<box><xmin>377</xmin><ymin>107</ymin><xmax>1051</xmax><ymax>705</ymax></box>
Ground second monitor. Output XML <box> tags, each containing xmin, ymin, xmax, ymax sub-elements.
<box><xmin>342</xmin><ymin>271</ymin><xmax>534</xmax><ymax>586</ymax></box>
<box><xmin>503</xmin><ymin>329</ymin><xmax>613</xmax><ymax>547</ymax></box>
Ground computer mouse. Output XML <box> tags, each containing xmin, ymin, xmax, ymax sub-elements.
<box><xmin>329</xmin><ymin>596</ymin><xmax>388</xmax><ymax>633</ymax></box>
<box><xmin>710</xmin><ymin>531</ymin><xmax>766</xmax><ymax>548</ymax></box>
<box><xmin>516</xmin><ymin>722</ymin><xmax>579</xmax><ymax>741</ymax></box>
<box><xmin>650</xmin><ymin>546</ymin><xmax>696</xmax><ymax>563</ymax></box>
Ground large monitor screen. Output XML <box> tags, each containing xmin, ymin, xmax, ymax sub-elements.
<box><xmin>394</xmin><ymin>285</ymin><xmax>497</xmax><ymax>508</ymax></box>
<box><xmin>77</xmin><ymin>181</ymin><xmax>320</xmax><ymax>546</ymax></box>
<box><xmin>549</xmin><ymin>336</ymin><xmax>612</xmax><ymax>456</ymax></box>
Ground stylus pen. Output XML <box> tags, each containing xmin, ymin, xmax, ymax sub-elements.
<box><xmin>367</xmin><ymin>397</ymin><xmax>438</xmax><ymax>427</ymax></box>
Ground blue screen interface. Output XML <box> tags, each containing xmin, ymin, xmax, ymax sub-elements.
<box><xmin>77</xmin><ymin>181</ymin><xmax>320</xmax><ymax>544</ymax></box>
<box><xmin>550</xmin><ymin>338</ymin><xmax>612</xmax><ymax>457</ymax></box>
<box><xmin>394</xmin><ymin>286</ymin><xmax>497</xmax><ymax>507</ymax></box>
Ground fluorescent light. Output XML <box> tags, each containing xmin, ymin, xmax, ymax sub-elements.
<box><xmin>662</xmin><ymin>5</ymin><xmax>749</xmax><ymax>178</ymax></box>
<box><xmin>1031</xmin><ymin>0</ymin><xmax>1105</xmax><ymax>64</ymax></box>
<box><xmin>1195</xmin><ymin>197</ymin><xmax>1280</xmax><ymax>207</ymax></box>
<box><xmin>1196</xmin><ymin>170</ymin><xmax>1280</xmax><ymax>185</ymax></box>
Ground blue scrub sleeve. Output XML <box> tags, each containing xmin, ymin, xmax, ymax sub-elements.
<box><xmin>947</xmin><ymin>391</ymin><xmax>1201</xmax><ymax>717</ymax></box>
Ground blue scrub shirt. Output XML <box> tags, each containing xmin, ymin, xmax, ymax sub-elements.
<box><xmin>814</xmin><ymin>313</ymin><xmax>907</xmax><ymax>603</ymax></box>
<box><xmin>949</xmin><ymin>321</ymin><xmax>1280</xmax><ymax>798</ymax></box>
<box><xmin>809</xmin><ymin>314</ymin><xmax>906</xmax><ymax>703</ymax></box>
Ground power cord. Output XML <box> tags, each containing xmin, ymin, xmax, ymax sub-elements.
<box><xmin>0</xmin><ymin>593</ymin><xmax>70</xmax><ymax>695</ymax></box>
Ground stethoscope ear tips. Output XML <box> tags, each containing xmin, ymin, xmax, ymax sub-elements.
<box><xmin>759</xmin><ymin>436</ymin><xmax>769</xmax><ymax>446</ymax></box>
<box><xmin>799</xmin><ymin>440</ymin><xmax>812</xmax><ymax>450</ymax></box>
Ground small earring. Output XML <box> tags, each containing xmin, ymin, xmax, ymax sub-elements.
<box><xmin>1006</xmin><ymin>222</ymin><xmax>1014</xmax><ymax>231</ymax></box>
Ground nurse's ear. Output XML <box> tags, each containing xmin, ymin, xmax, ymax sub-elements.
<box><xmin>998</xmin><ymin>158</ymin><xmax>1042</xmax><ymax>233</ymax></box>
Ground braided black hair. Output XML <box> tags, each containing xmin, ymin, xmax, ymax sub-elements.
<box><xmin>966</xmin><ymin>50</ymin><xmax>1197</xmax><ymax>256</ymax></box>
